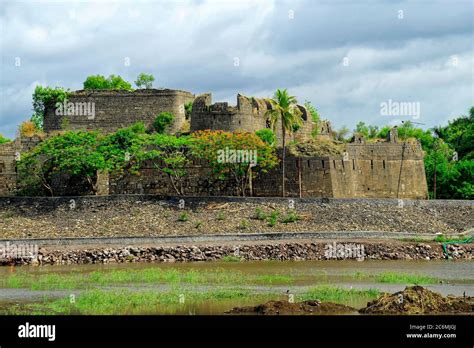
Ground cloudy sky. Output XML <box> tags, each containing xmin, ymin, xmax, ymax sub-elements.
<box><xmin>0</xmin><ymin>0</ymin><xmax>473</xmax><ymax>138</ymax></box>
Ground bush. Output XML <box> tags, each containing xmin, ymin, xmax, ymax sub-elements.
<box><xmin>267</xmin><ymin>211</ymin><xmax>279</xmax><ymax>227</ymax></box>
<box><xmin>0</xmin><ymin>134</ymin><xmax>11</xmax><ymax>144</ymax></box>
<box><xmin>253</xmin><ymin>207</ymin><xmax>266</xmax><ymax>220</ymax></box>
<box><xmin>282</xmin><ymin>210</ymin><xmax>300</xmax><ymax>223</ymax></box>
<box><xmin>153</xmin><ymin>112</ymin><xmax>175</xmax><ymax>134</ymax></box>
<box><xmin>83</xmin><ymin>74</ymin><xmax>132</xmax><ymax>91</ymax></box>
<box><xmin>178</xmin><ymin>213</ymin><xmax>188</xmax><ymax>222</ymax></box>
<box><xmin>19</xmin><ymin>121</ymin><xmax>39</xmax><ymax>137</ymax></box>
<box><xmin>255</xmin><ymin>129</ymin><xmax>276</xmax><ymax>146</ymax></box>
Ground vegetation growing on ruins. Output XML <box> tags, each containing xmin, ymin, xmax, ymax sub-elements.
<box><xmin>255</xmin><ymin>129</ymin><xmax>276</xmax><ymax>146</ymax></box>
<box><xmin>304</xmin><ymin>101</ymin><xmax>321</xmax><ymax>138</ymax></box>
<box><xmin>153</xmin><ymin>112</ymin><xmax>175</xmax><ymax>134</ymax></box>
<box><xmin>83</xmin><ymin>74</ymin><xmax>133</xmax><ymax>91</ymax></box>
<box><xmin>15</xmin><ymin>124</ymin><xmax>277</xmax><ymax>196</ymax></box>
<box><xmin>135</xmin><ymin>73</ymin><xmax>155</xmax><ymax>89</ymax></box>
<box><xmin>31</xmin><ymin>85</ymin><xmax>70</xmax><ymax>129</ymax></box>
<box><xmin>191</xmin><ymin>130</ymin><xmax>278</xmax><ymax>196</ymax></box>
<box><xmin>266</xmin><ymin>89</ymin><xmax>303</xmax><ymax>197</ymax></box>
<box><xmin>0</xmin><ymin>134</ymin><xmax>11</xmax><ymax>144</ymax></box>
<box><xmin>19</xmin><ymin>121</ymin><xmax>43</xmax><ymax>138</ymax></box>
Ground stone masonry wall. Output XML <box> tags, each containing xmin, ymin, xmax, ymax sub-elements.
<box><xmin>190</xmin><ymin>93</ymin><xmax>313</xmax><ymax>146</ymax></box>
<box><xmin>0</xmin><ymin>137</ymin><xmax>42</xmax><ymax>196</ymax></box>
<box><xmin>108</xmin><ymin>142</ymin><xmax>427</xmax><ymax>199</ymax></box>
<box><xmin>44</xmin><ymin>89</ymin><xmax>195</xmax><ymax>134</ymax></box>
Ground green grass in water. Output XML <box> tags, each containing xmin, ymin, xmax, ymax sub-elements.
<box><xmin>298</xmin><ymin>285</ymin><xmax>380</xmax><ymax>302</ymax></box>
<box><xmin>374</xmin><ymin>272</ymin><xmax>439</xmax><ymax>284</ymax></box>
<box><xmin>7</xmin><ymin>285</ymin><xmax>382</xmax><ymax>315</ymax></box>
<box><xmin>350</xmin><ymin>271</ymin><xmax>440</xmax><ymax>284</ymax></box>
<box><xmin>2</xmin><ymin>268</ymin><xmax>295</xmax><ymax>290</ymax></box>
<box><xmin>11</xmin><ymin>288</ymin><xmax>257</xmax><ymax>315</ymax></box>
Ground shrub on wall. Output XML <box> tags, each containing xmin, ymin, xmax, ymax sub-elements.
<box><xmin>19</xmin><ymin>121</ymin><xmax>42</xmax><ymax>137</ymax></box>
<box><xmin>153</xmin><ymin>112</ymin><xmax>175</xmax><ymax>134</ymax></box>
<box><xmin>255</xmin><ymin>129</ymin><xmax>276</xmax><ymax>146</ymax></box>
<box><xmin>0</xmin><ymin>134</ymin><xmax>11</xmax><ymax>144</ymax></box>
<box><xmin>83</xmin><ymin>74</ymin><xmax>133</xmax><ymax>91</ymax></box>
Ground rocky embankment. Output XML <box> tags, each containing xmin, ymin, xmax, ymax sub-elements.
<box><xmin>2</xmin><ymin>241</ymin><xmax>472</xmax><ymax>266</ymax></box>
<box><xmin>0</xmin><ymin>197</ymin><xmax>472</xmax><ymax>239</ymax></box>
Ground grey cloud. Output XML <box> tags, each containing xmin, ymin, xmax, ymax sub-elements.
<box><xmin>0</xmin><ymin>0</ymin><xmax>472</xmax><ymax>138</ymax></box>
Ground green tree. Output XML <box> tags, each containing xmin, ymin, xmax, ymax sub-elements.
<box><xmin>143</xmin><ymin>134</ymin><xmax>193</xmax><ymax>195</ymax></box>
<box><xmin>265</xmin><ymin>89</ymin><xmax>303</xmax><ymax>197</ymax></box>
<box><xmin>433</xmin><ymin>108</ymin><xmax>473</xmax><ymax>159</ymax></box>
<box><xmin>17</xmin><ymin>131</ymin><xmax>105</xmax><ymax>196</ymax></box>
<box><xmin>135</xmin><ymin>73</ymin><xmax>155</xmax><ymax>89</ymax></box>
<box><xmin>153</xmin><ymin>112</ymin><xmax>175</xmax><ymax>134</ymax></box>
<box><xmin>255</xmin><ymin>129</ymin><xmax>276</xmax><ymax>146</ymax></box>
<box><xmin>334</xmin><ymin>126</ymin><xmax>350</xmax><ymax>142</ymax></box>
<box><xmin>98</xmin><ymin>122</ymin><xmax>148</xmax><ymax>175</ymax></box>
<box><xmin>31</xmin><ymin>85</ymin><xmax>70</xmax><ymax>129</ymax></box>
<box><xmin>83</xmin><ymin>74</ymin><xmax>132</xmax><ymax>91</ymax></box>
<box><xmin>354</xmin><ymin>121</ymin><xmax>369</xmax><ymax>138</ymax></box>
<box><xmin>191</xmin><ymin>130</ymin><xmax>278</xmax><ymax>196</ymax></box>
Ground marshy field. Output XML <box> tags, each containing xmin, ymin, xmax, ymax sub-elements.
<box><xmin>1</xmin><ymin>259</ymin><xmax>472</xmax><ymax>315</ymax></box>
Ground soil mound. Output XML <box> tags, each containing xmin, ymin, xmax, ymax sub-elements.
<box><xmin>227</xmin><ymin>300</ymin><xmax>356</xmax><ymax>315</ymax></box>
<box><xmin>360</xmin><ymin>286</ymin><xmax>474</xmax><ymax>314</ymax></box>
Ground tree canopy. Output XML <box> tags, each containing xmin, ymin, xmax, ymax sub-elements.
<box><xmin>83</xmin><ymin>74</ymin><xmax>133</xmax><ymax>91</ymax></box>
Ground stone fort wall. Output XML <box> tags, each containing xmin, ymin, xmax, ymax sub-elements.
<box><xmin>0</xmin><ymin>137</ymin><xmax>42</xmax><ymax>196</ymax></box>
<box><xmin>107</xmin><ymin>141</ymin><xmax>427</xmax><ymax>199</ymax></box>
<box><xmin>190</xmin><ymin>93</ymin><xmax>314</xmax><ymax>146</ymax></box>
<box><xmin>44</xmin><ymin>89</ymin><xmax>195</xmax><ymax>134</ymax></box>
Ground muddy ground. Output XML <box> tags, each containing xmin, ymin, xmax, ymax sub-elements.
<box><xmin>228</xmin><ymin>286</ymin><xmax>474</xmax><ymax>315</ymax></box>
<box><xmin>360</xmin><ymin>286</ymin><xmax>474</xmax><ymax>314</ymax></box>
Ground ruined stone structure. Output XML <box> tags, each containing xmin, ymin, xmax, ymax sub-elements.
<box><xmin>0</xmin><ymin>136</ymin><xmax>42</xmax><ymax>196</ymax></box>
<box><xmin>44</xmin><ymin>89</ymin><xmax>195</xmax><ymax>134</ymax></box>
<box><xmin>106</xmin><ymin>135</ymin><xmax>427</xmax><ymax>199</ymax></box>
<box><xmin>191</xmin><ymin>93</ymin><xmax>314</xmax><ymax>145</ymax></box>
<box><xmin>0</xmin><ymin>89</ymin><xmax>428</xmax><ymax>199</ymax></box>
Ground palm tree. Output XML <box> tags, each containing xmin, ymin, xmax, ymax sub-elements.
<box><xmin>266</xmin><ymin>89</ymin><xmax>303</xmax><ymax>197</ymax></box>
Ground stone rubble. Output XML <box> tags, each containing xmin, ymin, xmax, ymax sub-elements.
<box><xmin>1</xmin><ymin>242</ymin><xmax>472</xmax><ymax>266</ymax></box>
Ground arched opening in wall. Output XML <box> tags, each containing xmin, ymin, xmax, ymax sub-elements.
<box><xmin>371</xmin><ymin>160</ymin><xmax>374</xmax><ymax>170</ymax></box>
<box><xmin>0</xmin><ymin>162</ymin><xmax>4</xmax><ymax>173</ymax></box>
<box><xmin>333</xmin><ymin>160</ymin><xmax>336</xmax><ymax>168</ymax></box>
<box><xmin>342</xmin><ymin>160</ymin><xmax>345</xmax><ymax>169</ymax></box>
<box><xmin>266</xmin><ymin>119</ymin><xmax>271</xmax><ymax>128</ymax></box>
<box><xmin>307</xmin><ymin>160</ymin><xmax>311</xmax><ymax>168</ymax></box>
<box><xmin>352</xmin><ymin>159</ymin><xmax>355</xmax><ymax>170</ymax></box>
<box><xmin>321</xmin><ymin>160</ymin><xmax>325</xmax><ymax>169</ymax></box>
<box><xmin>383</xmin><ymin>160</ymin><xmax>386</xmax><ymax>169</ymax></box>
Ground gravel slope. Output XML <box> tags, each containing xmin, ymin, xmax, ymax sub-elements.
<box><xmin>1</xmin><ymin>199</ymin><xmax>472</xmax><ymax>239</ymax></box>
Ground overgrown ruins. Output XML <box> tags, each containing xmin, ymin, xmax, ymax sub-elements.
<box><xmin>0</xmin><ymin>88</ymin><xmax>428</xmax><ymax>198</ymax></box>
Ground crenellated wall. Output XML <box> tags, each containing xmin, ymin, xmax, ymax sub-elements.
<box><xmin>190</xmin><ymin>93</ymin><xmax>314</xmax><ymax>145</ymax></box>
<box><xmin>44</xmin><ymin>89</ymin><xmax>195</xmax><ymax>134</ymax></box>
